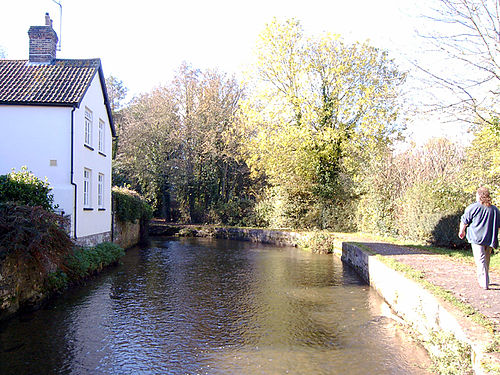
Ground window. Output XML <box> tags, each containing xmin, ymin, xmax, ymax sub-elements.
<box><xmin>83</xmin><ymin>168</ymin><xmax>92</xmax><ymax>208</ymax></box>
<box><xmin>98</xmin><ymin>173</ymin><xmax>104</xmax><ymax>208</ymax></box>
<box><xmin>84</xmin><ymin>108</ymin><xmax>93</xmax><ymax>146</ymax></box>
<box><xmin>98</xmin><ymin>119</ymin><xmax>105</xmax><ymax>153</ymax></box>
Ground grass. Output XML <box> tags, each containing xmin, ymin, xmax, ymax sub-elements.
<box><xmin>353</xmin><ymin>242</ymin><xmax>497</xmax><ymax>335</ymax></box>
<box><xmin>336</xmin><ymin>230</ymin><xmax>500</xmax><ymax>273</ymax></box>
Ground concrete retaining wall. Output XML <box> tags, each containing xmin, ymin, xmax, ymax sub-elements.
<box><xmin>341</xmin><ymin>242</ymin><xmax>498</xmax><ymax>375</ymax></box>
<box><xmin>211</xmin><ymin>227</ymin><xmax>305</xmax><ymax>247</ymax></box>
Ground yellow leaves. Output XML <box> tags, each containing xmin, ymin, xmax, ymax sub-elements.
<box><xmin>240</xmin><ymin>18</ymin><xmax>406</xmax><ymax>207</ymax></box>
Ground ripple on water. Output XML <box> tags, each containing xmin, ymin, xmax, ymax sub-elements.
<box><xmin>0</xmin><ymin>238</ymin><xmax>432</xmax><ymax>375</ymax></box>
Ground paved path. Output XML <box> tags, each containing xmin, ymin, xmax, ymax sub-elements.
<box><xmin>354</xmin><ymin>241</ymin><xmax>500</xmax><ymax>331</ymax></box>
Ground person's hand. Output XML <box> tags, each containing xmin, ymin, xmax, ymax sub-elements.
<box><xmin>458</xmin><ymin>223</ymin><xmax>467</xmax><ymax>239</ymax></box>
<box><xmin>458</xmin><ymin>229</ymin><xmax>465</xmax><ymax>239</ymax></box>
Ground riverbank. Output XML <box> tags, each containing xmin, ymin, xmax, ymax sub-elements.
<box><xmin>151</xmin><ymin>222</ymin><xmax>500</xmax><ymax>374</ymax></box>
<box><xmin>0</xmin><ymin>242</ymin><xmax>124</xmax><ymax>321</ymax></box>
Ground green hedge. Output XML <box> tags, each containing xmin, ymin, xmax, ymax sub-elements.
<box><xmin>0</xmin><ymin>167</ymin><xmax>55</xmax><ymax>211</ymax></box>
<box><xmin>395</xmin><ymin>179</ymin><xmax>469</xmax><ymax>247</ymax></box>
<box><xmin>112</xmin><ymin>186</ymin><xmax>152</xmax><ymax>224</ymax></box>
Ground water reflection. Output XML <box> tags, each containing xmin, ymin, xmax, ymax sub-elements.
<box><xmin>0</xmin><ymin>237</ymin><xmax>431</xmax><ymax>374</ymax></box>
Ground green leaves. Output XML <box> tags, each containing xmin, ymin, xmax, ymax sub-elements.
<box><xmin>240</xmin><ymin>19</ymin><xmax>405</xmax><ymax>229</ymax></box>
<box><xmin>112</xmin><ymin>186</ymin><xmax>152</xmax><ymax>224</ymax></box>
<box><xmin>463</xmin><ymin>118</ymin><xmax>500</xmax><ymax>200</ymax></box>
<box><xmin>0</xmin><ymin>167</ymin><xmax>55</xmax><ymax>211</ymax></box>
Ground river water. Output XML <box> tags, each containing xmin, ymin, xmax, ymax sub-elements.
<box><xmin>0</xmin><ymin>237</ymin><xmax>432</xmax><ymax>374</ymax></box>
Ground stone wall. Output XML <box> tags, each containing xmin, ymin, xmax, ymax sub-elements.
<box><xmin>211</xmin><ymin>227</ymin><xmax>304</xmax><ymax>247</ymax></box>
<box><xmin>0</xmin><ymin>249</ymin><xmax>60</xmax><ymax>321</ymax></box>
<box><xmin>74</xmin><ymin>231</ymin><xmax>112</xmax><ymax>247</ymax></box>
<box><xmin>113</xmin><ymin>220</ymin><xmax>141</xmax><ymax>249</ymax></box>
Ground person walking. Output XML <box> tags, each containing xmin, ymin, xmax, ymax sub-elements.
<box><xmin>459</xmin><ymin>187</ymin><xmax>500</xmax><ymax>290</ymax></box>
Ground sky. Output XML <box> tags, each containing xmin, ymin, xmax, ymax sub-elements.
<box><xmin>0</xmin><ymin>0</ymin><xmax>468</xmax><ymax>144</ymax></box>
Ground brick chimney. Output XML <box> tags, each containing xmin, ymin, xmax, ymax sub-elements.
<box><xmin>28</xmin><ymin>13</ymin><xmax>58</xmax><ymax>63</ymax></box>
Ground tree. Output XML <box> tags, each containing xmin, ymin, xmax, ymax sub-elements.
<box><xmin>106</xmin><ymin>75</ymin><xmax>128</xmax><ymax>159</ymax></box>
<box><xmin>240</xmin><ymin>19</ymin><xmax>406</xmax><ymax>229</ymax></box>
<box><xmin>115</xmin><ymin>86</ymin><xmax>179</xmax><ymax>219</ymax></box>
<box><xmin>105</xmin><ymin>75</ymin><xmax>128</xmax><ymax>114</ymax></box>
<box><xmin>417</xmin><ymin>0</ymin><xmax>500</xmax><ymax>124</ymax></box>
<box><xmin>356</xmin><ymin>138</ymin><xmax>470</xmax><ymax>243</ymax></box>
<box><xmin>115</xmin><ymin>63</ymin><xmax>249</xmax><ymax>224</ymax></box>
<box><xmin>463</xmin><ymin>119</ymin><xmax>500</xmax><ymax>199</ymax></box>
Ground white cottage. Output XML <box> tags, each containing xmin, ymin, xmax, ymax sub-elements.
<box><xmin>0</xmin><ymin>14</ymin><xmax>115</xmax><ymax>246</ymax></box>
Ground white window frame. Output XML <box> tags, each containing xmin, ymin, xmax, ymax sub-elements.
<box><xmin>98</xmin><ymin>119</ymin><xmax>105</xmax><ymax>153</ymax></box>
<box><xmin>83</xmin><ymin>168</ymin><xmax>92</xmax><ymax>208</ymax></box>
<box><xmin>98</xmin><ymin>173</ymin><xmax>104</xmax><ymax>208</ymax></box>
<box><xmin>84</xmin><ymin>108</ymin><xmax>93</xmax><ymax>147</ymax></box>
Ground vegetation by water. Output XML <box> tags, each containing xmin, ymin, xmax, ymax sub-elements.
<box><xmin>0</xmin><ymin>171</ymin><xmax>126</xmax><ymax>312</ymax></box>
<box><xmin>46</xmin><ymin>242</ymin><xmax>125</xmax><ymax>293</ymax></box>
<box><xmin>108</xmin><ymin>17</ymin><xmax>499</xmax><ymax>250</ymax></box>
<box><xmin>112</xmin><ymin>186</ymin><xmax>152</xmax><ymax>224</ymax></box>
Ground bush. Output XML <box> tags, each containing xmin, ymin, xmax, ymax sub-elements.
<box><xmin>395</xmin><ymin>179</ymin><xmax>470</xmax><ymax>246</ymax></box>
<box><xmin>204</xmin><ymin>198</ymin><xmax>255</xmax><ymax>226</ymax></box>
<box><xmin>112</xmin><ymin>186</ymin><xmax>152</xmax><ymax>224</ymax></box>
<box><xmin>431</xmin><ymin>212</ymin><xmax>468</xmax><ymax>248</ymax></box>
<box><xmin>0</xmin><ymin>167</ymin><xmax>55</xmax><ymax>211</ymax></box>
<box><xmin>64</xmin><ymin>242</ymin><xmax>125</xmax><ymax>279</ymax></box>
<box><xmin>297</xmin><ymin>231</ymin><xmax>337</xmax><ymax>254</ymax></box>
<box><xmin>0</xmin><ymin>202</ymin><xmax>72</xmax><ymax>260</ymax></box>
<box><xmin>45</xmin><ymin>270</ymin><xmax>69</xmax><ymax>292</ymax></box>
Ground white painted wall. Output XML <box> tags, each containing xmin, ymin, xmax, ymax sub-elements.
<box><xmin>73</xmin><ymin>73</ymin><xmax>113</xmax><ymax>239</ymax></box>
<box><xmin>0</xmin><ymin>72</ymin><xmax>113</xmax><ymax>241</ymax></box>
<box><xmin>0</xmin><ymin>104</ymin><xmax>74</xmax><ymax>219</ymax></box>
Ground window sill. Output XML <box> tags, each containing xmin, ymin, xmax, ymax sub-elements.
<box><xmin>84</xmin><ymin>144</ymin><xmax>94</xmax><ymax>151</ymax></box>
<box><xmin>98</xmin><ymin>151</ymin><xmax>107</xmax><ymax>157</ymax></box>
<box><xmin>98</xmin><ymin>208</ymin><xmax>106</xmax><ymax>211</ymax></box>
<box><xmin>83</xmin><ymin>207</ymin><xmax>94</xmax><ymax>211</ymax></box>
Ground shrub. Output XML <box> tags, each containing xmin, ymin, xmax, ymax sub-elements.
<box><xmin>0</xmin><ymin>167</ymin><xmax>55</xmax><ymax>211</ymax></box>
<box><xmin>298</xmin><ymin>231</ymin><xmax>337</xmax><ymax>254</ymax></box>
<box><xmin>395</xmin><ymin>179</ymin><xmax>470</xmax><ymax>246</ymax></box>
<box><xmin>64</xmin><ymin>248</ymin><xmax>91</xmax><ymax>279</ymax></box>
<box><xmin>64</xmin><ymin>242</ymin><xmax>125</xmax><ymax>279</ymax></box>
<box><xmin>431</xmin><ymin>212</ymin><xmax>468</xmax><ymax>248</ymax></box>
<box><xmin>45</xmin><ymin>270</ymin><xmax>69</xmax><ymax>292</ymax></box>
<box><xmin>112</xmin><ymin>186</ymin><xmax>152</xmax><ymax>224</ymax></box>
<box><xmin>0</xmin><ymin>202</ymin><xmax>72</xmax><ymax>260</ymax></box>
<box><xmin>205</xmin><ymin>198</ymin><xmax>255</xmax><ymax>226</ymax></box>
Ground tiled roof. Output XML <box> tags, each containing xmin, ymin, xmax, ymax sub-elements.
<box><xmin>0</xmin><ymin>59</ymin><xmax>101</xmax><ymax>106</ymax></box>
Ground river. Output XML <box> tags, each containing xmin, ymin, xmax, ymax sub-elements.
<box><xmin>0</xmin><ymin>237</ymin><xmax>432</xmax><ymax>374</ymax></box>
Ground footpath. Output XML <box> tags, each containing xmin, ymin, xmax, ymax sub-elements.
<box><xmin>337</xmin><ymin>235</ymin><xmax>500</xmax><ymax>374</ymax></box>
<box><xmin>349</xmin><ymin>239</ymin><xmax>500</xmax><ymax>330</ymax></box>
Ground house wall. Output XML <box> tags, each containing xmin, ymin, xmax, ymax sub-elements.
<box><xmin>72</xmin><ymin>73</ymin><xmax>113</xmax><ymax>241</ymax></box>
<box><xmin>0</xmin><ymin>73</ymin><xmax>113</xmax><ymax>244</ymax></box>
<box><xmin>0</xmin><ymin>104</ymin><xmax>74</xmax><ymax>220</ymax></box>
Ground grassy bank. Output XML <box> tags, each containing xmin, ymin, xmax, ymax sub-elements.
<box><xmin>46</xmin><ymin>242</ymin><xmax>125</xmax><ymax>294</ymax></box>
